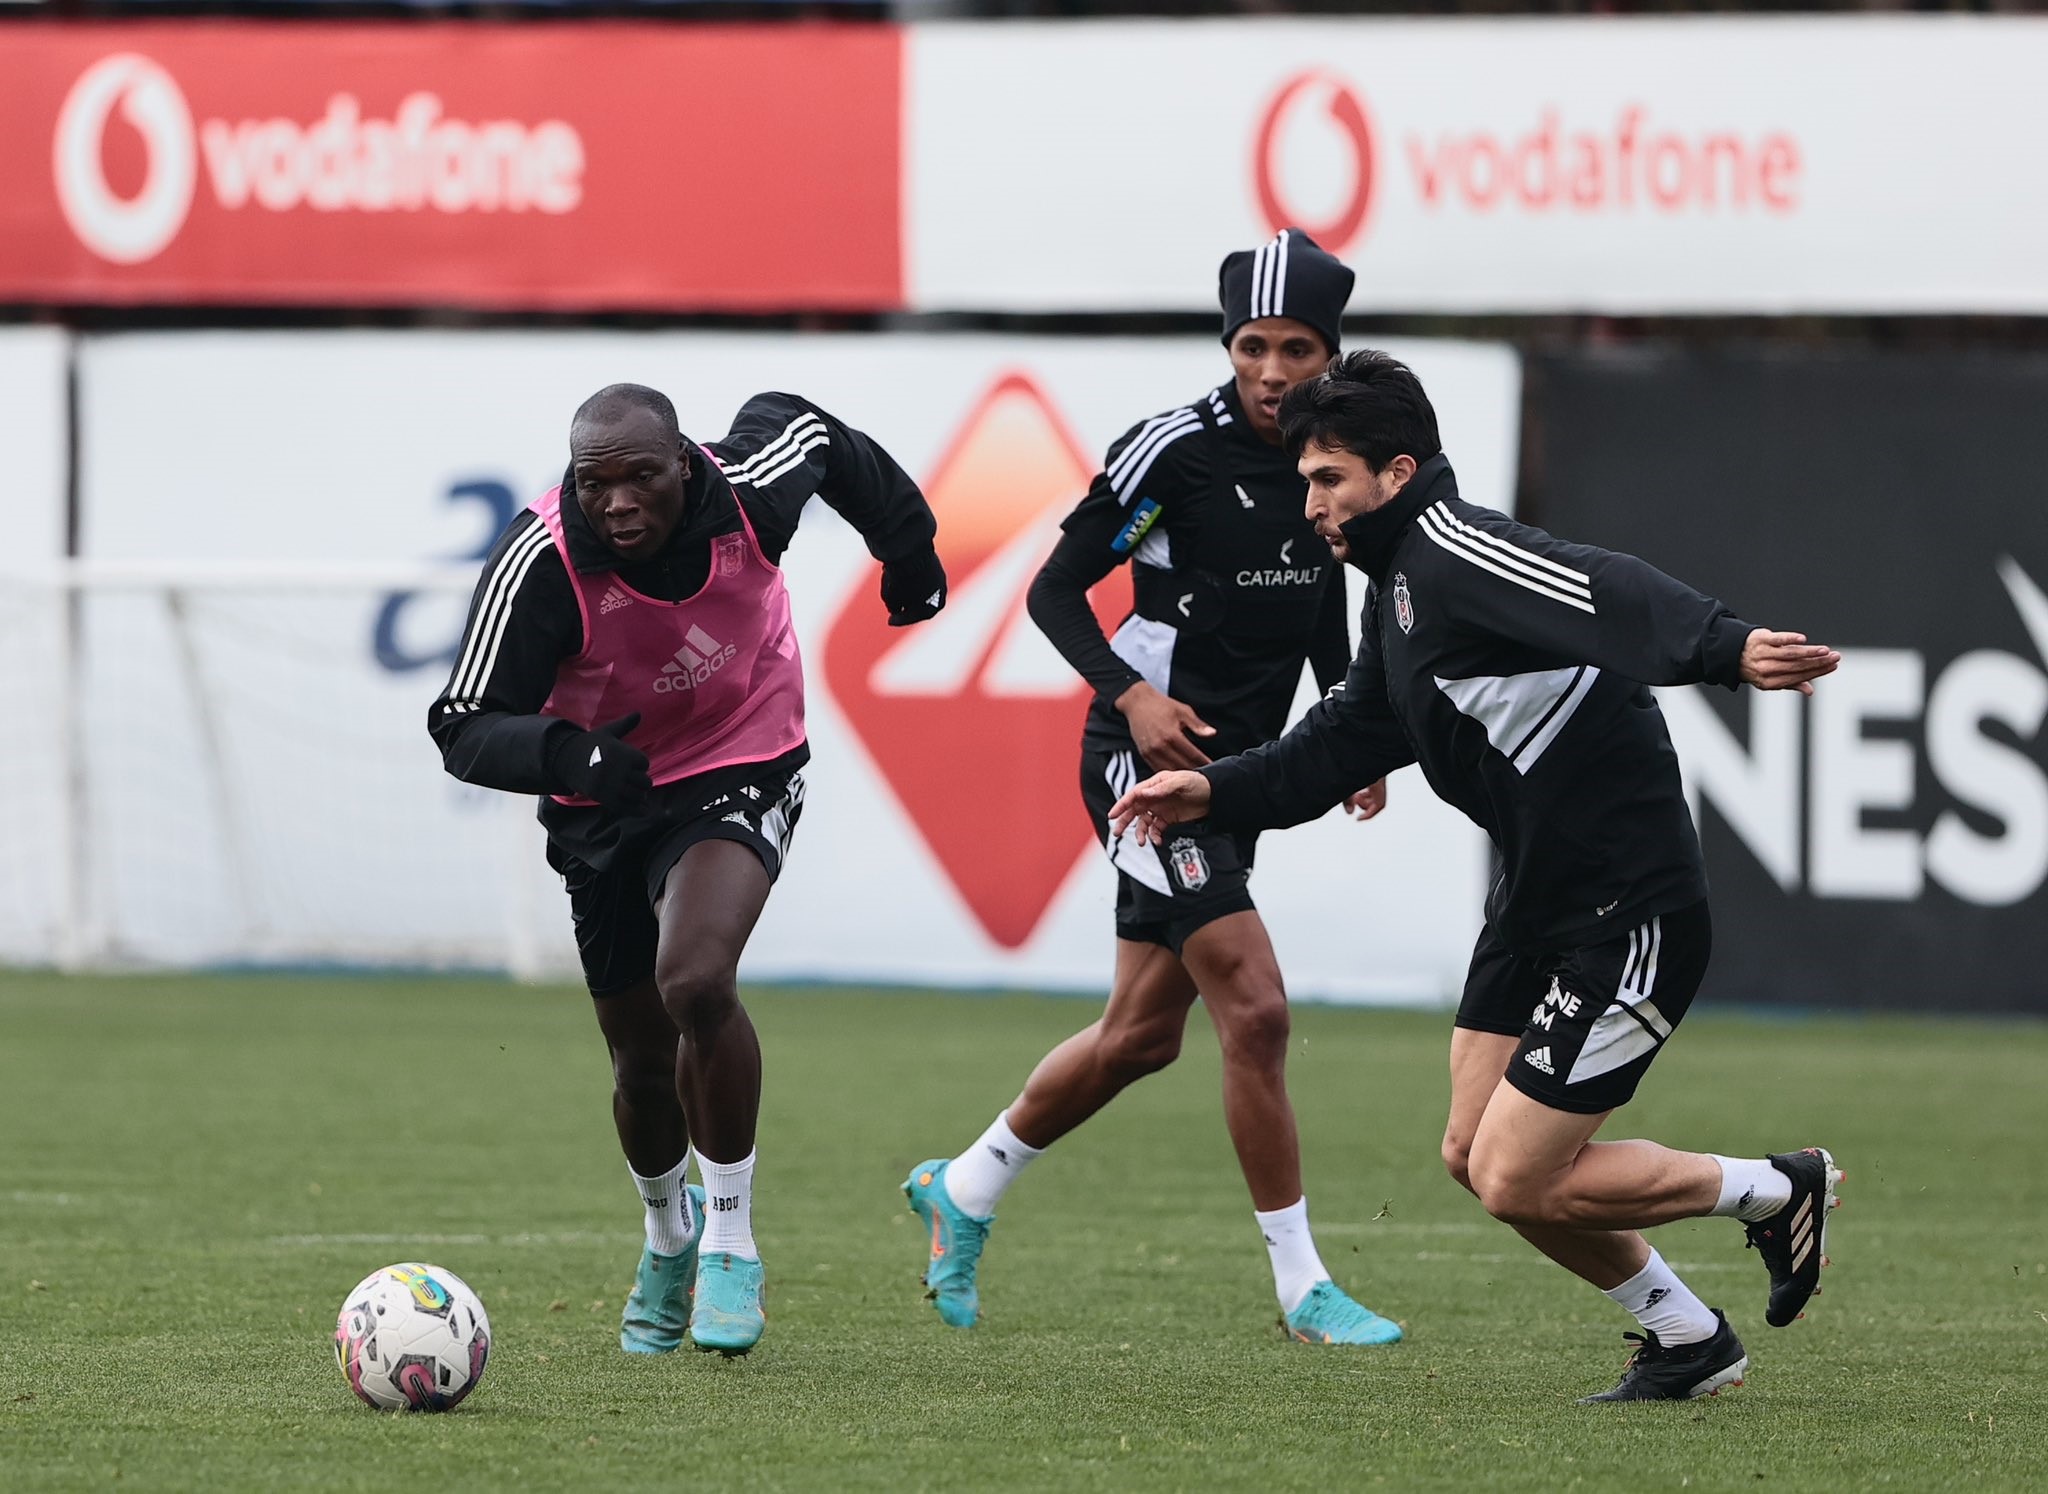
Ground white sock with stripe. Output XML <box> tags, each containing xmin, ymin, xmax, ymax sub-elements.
<box><xmin>943</xmin><ymin>1111</ymin><xmax>1043</xmax><ymax>1219</ymax></box>
<box><xmin>1707</xmin><ymin>1155</ymin><xmax>1793</xmax><ymax>1222</ymax></box>
<box><xmin>1603</xmin><ymin>1249</ymin><xmax>1718</xmax><ymax>1346</ymax></box>
<box><xmin>629</xmin><ymin>1154</ymin><xmax>698</xmax><ymax>1257</ymax></box>
<box><xmin>1255</xmin><ymin>1197</ymin><xmax>1331</xmax><ymax>1314</ymax></box>
<box><xmin>696</xmin><ymin>1150</ymin><xmax>758</xmax><ymax>1261</ymax></box>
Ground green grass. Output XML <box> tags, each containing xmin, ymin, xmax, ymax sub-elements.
<box><xmin>2</xmin><ymin>973</ymin><xmax>2045</xmax><ymax>1491</ymax></box>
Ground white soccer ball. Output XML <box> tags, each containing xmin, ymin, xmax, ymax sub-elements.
<box><xmin>333</xmin><ymin>1262</ymin><xmax>492</xmax><ymax>1412</ymax></box>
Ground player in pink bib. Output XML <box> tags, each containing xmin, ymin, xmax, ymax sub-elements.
<box><xmin>432</xmin><ymin>384</ymin><xmax>945</xmax><ymax>1355</ymax></box>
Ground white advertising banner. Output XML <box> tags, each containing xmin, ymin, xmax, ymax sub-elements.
<box><xmin>0</xmin><ymin>326</ymin><xmax>71</xmax><ymax>965</ymax></box>
<box><xmin>909</xmin><ymin>17</ymin><xmax>2048</xmax><ymax>314</ymax></box>
<box><xmin>71</xmin><ymin>330</ymin><xmax>1520</xmax><ymax>1001</ymax></box>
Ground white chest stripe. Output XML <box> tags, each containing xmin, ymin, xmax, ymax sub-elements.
<box><xmin>1434</xmin><ymin>665</ymin><xmax>1602</xmax><ymax>774</ymax></box>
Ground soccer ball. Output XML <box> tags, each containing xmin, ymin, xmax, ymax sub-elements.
<box><xmin>333</xmin><ymin>1262</ymin><xmax>492</xmax><ymax>1412</ymax></box>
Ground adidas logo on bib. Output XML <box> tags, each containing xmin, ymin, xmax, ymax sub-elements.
<box><xmin>600</xmin><ymin>585</ymin><xmax>635</xmax><ymax>616</ymax></box>
<box><xmin>653</xmin><ymin>625</ymin><xmax>739</xmax><ymax>693</ymax></box>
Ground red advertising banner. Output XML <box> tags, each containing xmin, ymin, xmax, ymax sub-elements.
<box><xmin>0</xmin><ymin>23</ymin><xmax>902</xmax><ymax>310</ymax></box>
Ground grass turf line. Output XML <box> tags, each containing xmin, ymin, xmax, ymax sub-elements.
<box><xmin>2</xmin><ymin>973</ymin><xmax>2045</xmax><ymax>1492</ymax></box>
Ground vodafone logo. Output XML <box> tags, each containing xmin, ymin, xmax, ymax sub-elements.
<box><xmin>1251</xmin><ymin>67</ymin><xmax>1803</xmax><ymax>245</ymax></box>
<box><xmin>824</xmin><ymin>374</ymin><xmax>1129</xmax><ymax>949</ymax></box>
<box><xmin>1254</xmin><ymin>72</ymin><xmax>1376</xmax><ymax>255</ymax></box>
<box><xmin>51</xmin><ymin>51</ymin><xmax>586</xmax><ymax>266</ymax></box>
<box><xmin>53</xmin><ymin>54</ymin><xmax>197</xmax><ymax>266</ymax></box>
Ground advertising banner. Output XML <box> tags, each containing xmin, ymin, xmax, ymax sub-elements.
<box><xmin>0</xmin><ymin>23</ymin><xmax>900</xmax><ymax>310</ymax></box>
<box><xmin>909</xmin><ymin>17</ymin><xmax>2048</xmax><ymax>314</ymax></box>
<box><xmin>70</xmin><ymin>330</ymin><xmax>1520</xmax><ymax>1001</ymax></box>
<box><xmin>1524</xmin><ymin>348</ymin><xmax>2048</xmax><ymax>1014</ymax></box>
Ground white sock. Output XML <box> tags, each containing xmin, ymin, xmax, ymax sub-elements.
<box><xmin>629</xmin><ymin>1155</ymin><xmax>698</xmax><ymax>1257</ymax></box>
<box><xmin>1602</xmin><ymin>1248</ymin><xmax>1718</xmax><ymax>1346</ymax></box>
<box><xmin>943</xmin><ymin>1111</ymin><xmax>1044</xmax><ymax>1219</ymax></box>
<box><xmin>696</xmin><ymin>1150</ymin><xmax>758</xmax><ymax>1261</ymax></box>
<box><xmin>1254</xmin><ymin>1197</ymin><xmax>1332</xmax><ymax>1314</ymax></box>
<box><xmin>1707</xmin><ymin>1155</ymin><xmax>1793</xmax><ymax>1223</ymax></box>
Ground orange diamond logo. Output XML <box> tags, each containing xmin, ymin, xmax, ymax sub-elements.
<box><xmin>823</xmin><ymin>372</ymin><xmax>1128</xmax><ymax>948</ymax></box>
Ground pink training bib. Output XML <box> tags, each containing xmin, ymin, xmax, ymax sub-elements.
<box><xmin>534</xmin><ymin>479</ymin><xmax>806</xmax><ymax>806</ymax></box>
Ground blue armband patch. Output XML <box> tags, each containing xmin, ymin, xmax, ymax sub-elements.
<box><xmin>1110</xmin><ymin>499</ymin><xmax>1162</xmax><ymax>555</ymax></box>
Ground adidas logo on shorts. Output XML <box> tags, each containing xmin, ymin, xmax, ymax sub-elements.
<box><xmin>1524</xmin><ymin>1045</ymin><xmax>1556</xmax><ymax>1076</ymax></box>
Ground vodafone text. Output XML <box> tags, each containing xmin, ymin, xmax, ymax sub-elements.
<box><xmin>201</xmin><ymin>94</ymin><xmax>584</xmax><ymax>216</ymax></box>
<box><xmin>54</xmin><ymin>55</ymin><xmax>584</xmax><ymax>265</ymax></box>
<box><xmin>1407</xmin><ymin>107</ymin><xmax>1800</xmax><ymax>216</ymax></box>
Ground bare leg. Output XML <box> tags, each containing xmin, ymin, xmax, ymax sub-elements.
<box><xmin>1179</xmin><ymin>911</ymin><xmax>1303</xmax><ymax>1213</ymax></box>
<box><xmin>590</xmin><ymin>976</ymin><xmax>689</xmax><ymax>1176</ymax></box>
<box><xmin>1006</xmin><ymin>938</ymin><xmax>1199</xmax><ymax>1148</ymax></box>
<box><xmin>1442</xmin><ymin>1028</ymin><xmax>1650</xmax><ymax>1290</ymax></box>
<box><xmin>1467</xmin><ymin>1084</ymin><xmax>1723</xmax><ymax>1238</ymax></box>
<box><xmin>652</xmin><ymin>839</ymin><xmax>772</xmax><ymax>1164</ymax></box>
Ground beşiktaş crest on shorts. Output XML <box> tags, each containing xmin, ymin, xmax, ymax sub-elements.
<box><xmin>1393</xmin><ymin>572</ymin><xmax>1415</xmax><ymax>635</ymax></box>
<box><xmin>1168</xmin><ymin>837</ymin><xmax>1211</xmax><ymax>891</ymax></box>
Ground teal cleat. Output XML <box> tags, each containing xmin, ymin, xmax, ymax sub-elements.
<box><xmin>620</xmin><ymin>1184</ymin><xmax>705</xmax><ymax>1355</ymax></box>
<box><xmin>689</xmin><ymin>1251</ymin><xmax>766</xmax><ymax>1356</ymax></box>
<box><xmin>1284</xmin><ymin>1280</ymin><xmax>1405</xmax><ymax>1346</ymax></box>
<box><xmin>902</xmin><ymin>1159</ymin><xmax>991</xmax><ymax>1328</ymax></box>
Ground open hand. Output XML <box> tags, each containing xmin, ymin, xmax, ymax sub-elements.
<box><xmin>1109</xmin><ymin>770</ymin><xmax>1212</xmax><ymax>846</ymax></box>
<box><xmin>1742</xmin><ymin>630</ymin><xmax>1840</xmax><ymax>695</ymax></box>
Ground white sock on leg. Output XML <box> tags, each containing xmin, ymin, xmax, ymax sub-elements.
<box><xmin>943</xmin><ymin>1111</ymin><xmax>1044</xmax><ymax>1219</ymax></box>
<box><xmin>629</xmin><ymin>1155</ymin><xmax>698</xmax><ymax>1257</ymax></box>
<box><xmin>1603</xmin><ymin>1248</ymin><xmax>1718</xmax><ymax>1345</ymax></box>
<box><xmin>1254</xmin><ymin>1197</ymin><xmax>1331</xmax><ymax>1314</ymax></box>
<box><xmin>1707</xmin><ymin>1155</ymin><xmax>1793</xmax><ymax>1222</ymax></box>
<box><xmin>696</xmin><ymin>1150</ymin><xmax>758</xmax><ymax>1261</ymax></box>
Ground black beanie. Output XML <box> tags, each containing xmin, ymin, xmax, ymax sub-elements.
<box><xmin>1218</xmin><ymin>228</ymin><xmax>1354</xmax><ymax>355</ymax></box>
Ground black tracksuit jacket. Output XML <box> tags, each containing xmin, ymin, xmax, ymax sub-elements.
<box><xmin>427</xmin><ymin>392</ymin><xmax>935</xmax><ymax>869</ymax></box>
<box><xmin>1027</xmin><ymin>381</ymin><xmax>1351</xmax><ymax>760</ymax></box>
<box><xmin>1200</xmin><ymin>454</ymin><xmax>1756</xmax><ymax>954</ymax></box>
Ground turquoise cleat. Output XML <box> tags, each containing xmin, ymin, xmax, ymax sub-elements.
<box><xmin>620</xmin><ymin>1184</ymin><xmax>705</xmax><ymax>1355</ymax></box>
<box><xmin>902</xmin><ymin>1159</ymin><xmax>991</xmax><ymax>1328</ymax></box>
<box><xmin>689</xmin><ymin>1251</ymin><xmax>766</xmax><ymax>1356</ymax></box>
<box><xmin>1284</xmin><ymin>1280</ymin><xmax>1405</xmax><ymax>1346</ymax></box>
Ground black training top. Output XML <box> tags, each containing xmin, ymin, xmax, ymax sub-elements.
<box><xmin>427</xmin><ymin>391</ymin><xmax>935</xmax><ymax>869</ymax></box>
<box><xmin>1026</xmin><ymin>381</ymin><xmax>1350</xmax><ymax>760</ymax></box>
<box><xmin>1201</xmin><ymin>454</ymin><xmax>1756</xmax><ymax>953</ymax></box>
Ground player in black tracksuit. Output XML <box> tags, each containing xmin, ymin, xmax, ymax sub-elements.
<box><xmin>1114</xmin><ymin>351</ymin><xmax>1847</xmax><ymax>1401</ymax></box>
<box><xmin>905</xmin><ymin>232</ymin><xmax>1405</xmax><ymax>1347</ymax></box>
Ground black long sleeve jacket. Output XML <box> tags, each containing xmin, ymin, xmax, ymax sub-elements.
<box><xmin>1025</xmin><ymin>381</ymin><xmax>1350</xmax><ymax>761</ymax></box>
<box><xmin>1200</xmin><ymin>454</ymin><xmax>1755</xmax><ymax>953</ymax></box>
<box><xmin>427</xmin><ymin>392</ymin><xmax>935</xmax><ymax>867</ymax></box>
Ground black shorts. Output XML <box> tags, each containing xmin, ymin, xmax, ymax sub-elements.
<box><xmin>546</xmin><ymin>766</ymin><xmax>806</xmax><ymax>997</ymax></box>
<box><xmin>1456</xmin><ymin>900</ymin><xmax>1712</xmax><ymax>1115</ymax></box>
<box><xmin>1079</xmin><ymin>738</ymin><xmax>1257</xmax><ymax>954</ymax></box>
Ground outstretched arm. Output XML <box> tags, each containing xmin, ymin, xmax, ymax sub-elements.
<box><xmin>1114</xmin><ymin>609</ymin><xmax>1416</xmax><ymax>839</ymax></box>
<box><xmin>713</xmin><ymin>392</ymin><xmax>945</xmax><ymax>624</ymax></box>
<box><xmin>1422</xmin><ymin>503</ymin><xmax>1836</xmax><ymax>690</ymax></box>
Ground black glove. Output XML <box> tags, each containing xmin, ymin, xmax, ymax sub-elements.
<box><xmin>550</xmin><ymin>712</ymin><xmax>651</xmax><ymax>810</ymax></box>
<box><xmin>880</xmin><ymin>547</ymin><xmax>947</xmax><ymax>627</ymax></box>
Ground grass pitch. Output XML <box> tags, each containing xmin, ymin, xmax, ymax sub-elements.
<box><xmin>2</xmin><ymin>973</ymin><xmax>2045</xmax><ymax>1492</ymax></box>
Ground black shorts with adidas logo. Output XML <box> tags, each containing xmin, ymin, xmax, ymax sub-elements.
<box><xmin>546</xmin><ymin>765</ymin><xmax>806</xmax><ymax>997</ymax></box>
<box><xmin>1456</xmin><ymin>900</ymin><xmax>1713</xmax><ymax>1115</ymax></box>
<box><xmin>1080</xmin><ymin>734</ymin><xmax>1258</xmax><ymax>954</ymax></box>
